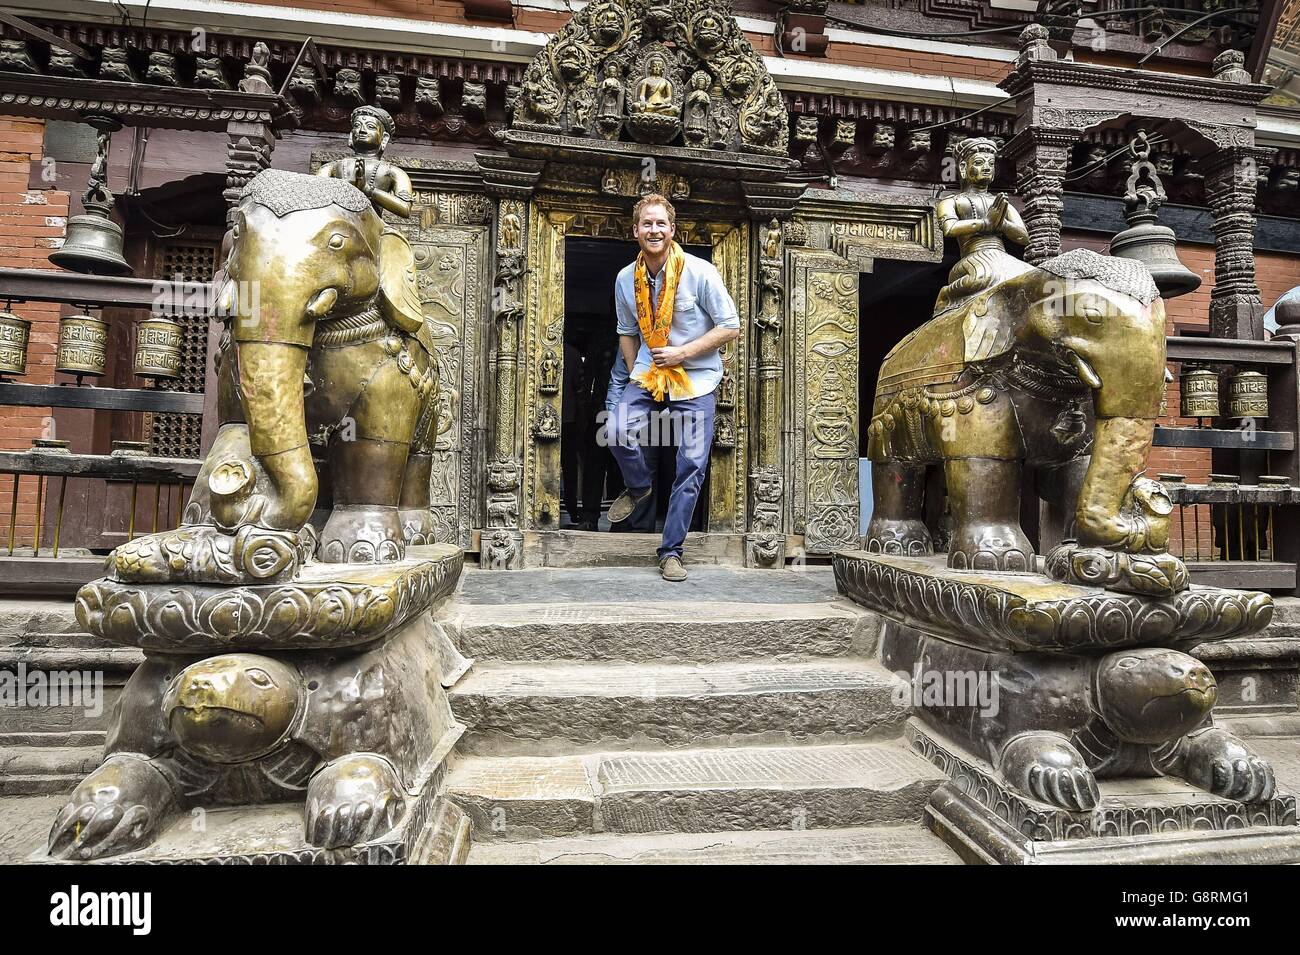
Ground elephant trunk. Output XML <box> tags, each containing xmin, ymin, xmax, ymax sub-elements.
<box><xmin>232</xmin><ymin>341</ymin><xmax>317</xmax><ymax>532</ymax></box>
<box><xmin>1071</xmin><ymin>297</ymin><xmax>1166</xmax><ymax>551</ymax></box>
<box><xmin>1074</xmin><ymin>416</ymin><xmax>1157</xmax><ymax>549</ymax></box>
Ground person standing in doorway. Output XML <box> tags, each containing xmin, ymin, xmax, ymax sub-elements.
<box><xmin>607</xmin><ymin>194</ymin><xmax>740</xmax><ymax>581</ymax></box>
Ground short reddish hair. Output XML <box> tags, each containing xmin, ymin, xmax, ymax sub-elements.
<box><xmin>633</xmin><ymin>193</ymin><xmax>676</xmax><ymax>227</ymax></box>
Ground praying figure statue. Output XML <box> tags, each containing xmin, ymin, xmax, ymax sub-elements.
<box><xmin>316</xmin><ymin>105</ymin><xmax>414</xmax><ymax>220</ymax></box>
<box><xmin>932</xmin><ymin>137</ymin><xmax>1032</xmax><ymax>317</ymax></box>
<box><xmin>683</xmin><ymin>71</ymin><xmax>711</xmax><ymax>146</ymax></box>
<box><xmin>633</xmin><ymin>56</ymin><xmax>676</xmax><ymax>116</ymax></box>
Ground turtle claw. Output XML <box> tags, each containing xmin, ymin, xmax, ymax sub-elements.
<box><xmin>1179</xmin><ymin>728</ymin><xmax>1276</xmax><ymax>803</ymax></box>
<box><xmin>1000</xmin><ymin>732</ymin><xmax>1100</xmax><ymax>812</ymax></box>
<box><xmin>305</xmin><ymin>753</ymin><xmax>407</xmax><ymax>849</ymax></box>
<box><xmin>47</xmin><ymin>755</ymin><xmax>175</xmax><ymax>860</ymax></box>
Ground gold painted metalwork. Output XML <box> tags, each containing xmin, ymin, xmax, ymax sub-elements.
<box><xmin>1180</xmin><ymin>366</ymin><xmax>1220</xmax><ymax>418</ymax></box>
<box><xmin>787</xmin><ymin>248</ymin><xmax>860</xmax><ymax>556</ymax></box>
<box><xmin>865</xmin><ymin>137</ymin><xmax>1184</xmax><ymax>595</ymax></box>
<box><xmin>0</xmin><ymin>310</ymin><xmax>30</xmax><ymax>376</ymax></box>
<box><xmin>56</xmin><ymin>313</ymin><xmax>108</xmax><ymax>377</ymax></box>
<box><xmin>105</xmin><ymin>167</ymin><xmax>444</xmax><ymax>585</ymax></box>
<box><xmin>1226</xmin><ymin>369</ymin><xmax>1268</xmax><ymax>419</ymax></box>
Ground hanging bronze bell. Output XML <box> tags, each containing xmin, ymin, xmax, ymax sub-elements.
<box><xmin>1109</xmin><ymin>132</ymin><xmax>1201</xmax><ymax>298</ymax></box>
<box><xmin>1110</xmin><ymin>221</ymin><xmax>1202</xmax><ymax>298</ymax></box>
<box><xmin>48</xmin><ymin>115</ymin><xmax>131</xmax><ymax>276</ymax></box>
<box><xmin>56</xmin><ymin>313</ymin><xmax>108</xmax><ymax>378</ymax></box>
<box><xmin>133</xmin><ymin>317</ymin><xmax>183</xmax><ymax>380</ymax></box>
<box><xmin>1180</xmin><ymin>366</ymin><xmax>1219</xmax><ymax>418</ymax></box>
<box><xmin>0</xmin><ymin>310</ymin><xmax>31</xmax><ymax>377</ymax></box>
<box><xmin>49</xmin><ymin>201</ymin><xmax>132</xmax><ymax>276</ymax></box>
<box><xmin>1226</xmin><ymin>369</ymin><xmax>1268</xmax><ymax>420</ymax></box>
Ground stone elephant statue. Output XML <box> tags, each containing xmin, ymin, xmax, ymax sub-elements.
<box><xmin>865</xmin><ymin>248</ymin><xmax>1183</xmax><ymax>593</ymax></box>
<box><xmin>113</xmin><ymin>169</ymin><xmax>443</xmax><ymax>583</ymax></box>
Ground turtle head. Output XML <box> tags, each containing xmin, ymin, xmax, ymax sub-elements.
<box><xmin>162</xmin><ymin>654</ymin><xmax>303</xmax><ymax>763</ymax></box>
<box><xmin>1095</xmin><ymin>648</ymin><xmax>1217</xmax><ymax>744</ymax></box>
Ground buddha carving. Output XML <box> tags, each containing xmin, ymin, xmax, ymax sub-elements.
<box><xmin>633</xmin><ymin>56</ymin><xmax>677</xmax><ymax>116</ymax></box>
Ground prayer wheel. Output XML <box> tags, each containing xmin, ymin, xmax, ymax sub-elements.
<box><xmin>56</xmin><ymin>313</ymin><xmax>108</xmax><ymax>378</ymax></box>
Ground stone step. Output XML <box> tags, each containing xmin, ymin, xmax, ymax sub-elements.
<box><xmin>442</xmin><ymin>565</ymin><xmax>875</xmax><ymax>663</ymax></box>
<box><xmin>0</xmin><ymin>744</ymin><xmax>101</xmax><ymax>796</ymax></box>
<box><xmin>466</xmin><ymin>824</ymin><xmax>963</xmax><ymax>864</ymax></box>
<box><xmin>450</xmin><ymin>658</ymin><xmax>905</xmax><ymax>753</ymax></box>
<box><xmin>445</xmin><ymin>740</ymin><xmax>946</xmax><ymax>839</ymax></box>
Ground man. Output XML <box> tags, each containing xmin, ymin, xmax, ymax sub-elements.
<box><xmin>607</xmin><ymin>194</ymin><xmax>740</xmax><ymax>581</ymax></box>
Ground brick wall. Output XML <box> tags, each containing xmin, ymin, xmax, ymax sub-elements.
<box><xmin>0</xmin><ymin>117</ymin><xmax>68</xmax><ymax>549</ymax></box>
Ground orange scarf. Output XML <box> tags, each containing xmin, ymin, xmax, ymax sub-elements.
<box><xmin>631</xmin><ymin>241</ymin><xmax>695</xmax><ymax>401</ymax></box>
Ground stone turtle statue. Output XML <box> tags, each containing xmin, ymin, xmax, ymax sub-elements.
<box><xmin>885</xmin><ymin>631</ymin><xmax>1276</xmax><ymax>812</ymax></box>
<box><xmin>48</xmin><ymin>636</ymin><xmax>449</xmax><ymax>860</ymax></box>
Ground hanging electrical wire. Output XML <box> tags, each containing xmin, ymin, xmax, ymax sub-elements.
<box><xmin>1062</xmin><ymin>133</ymin><xmax>1170</xmax><ymax>183</ymax></box>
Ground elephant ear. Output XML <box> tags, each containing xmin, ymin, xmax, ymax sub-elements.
<box><xmin>378</xmin><ymin>231</ymin><xmax>426</xmax><ymax>340</ymax></box>
<box><xmin>962</xmin><ymin>294</ymin><xmax>1013</xmax><ymax>364</ymax></box>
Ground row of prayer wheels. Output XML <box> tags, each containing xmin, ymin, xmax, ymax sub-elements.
<box><xmin>1176</xmin><ymin>366</ymin><xmax>1269</xmax><ymax>420</ymax></box>
<box><xmin>0</xmin><ymin>310</ymin><xmax>183</xmax><ymax>382</ymax></box>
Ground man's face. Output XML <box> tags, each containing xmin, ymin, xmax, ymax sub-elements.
<box><xmin>633</xmin><ymin>204</ymin><xmax>674</xmax><ymax>258</ymax></box>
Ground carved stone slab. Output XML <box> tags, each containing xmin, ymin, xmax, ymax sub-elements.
<box><xmin>909</xmin><ymin>721</ymin><xmax>1300</xmax><ymax>865</ymax></box>
<box><xmin>833</xmin><ymin>551</ymin><xmax>1273</xmax><ymax>654</ymax></box>
<box><xmin>75</xmin><ymin>545</ymin><xmax>464</xmax><ymax>652</ymax></box>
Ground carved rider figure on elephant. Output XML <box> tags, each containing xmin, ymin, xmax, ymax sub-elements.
<box><xmin>865</xmin><ymin>137</ymin><xmax>1186</xmax><ymax>596</ymax></box>
<box><xmin>109</xmin><ymin>161</ymin><xmax>441</xmax><ymax>585</ymax></box>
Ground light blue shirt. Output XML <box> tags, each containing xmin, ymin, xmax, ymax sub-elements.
<box><xmin>615</xmin><ymin>250</ymin><xmax>740</xmax><ymax>400</ymax></box>
<box><xmin>605</xmin><ymin>352</ymin><xmax>630</xmax><ymax>414</ymax></box>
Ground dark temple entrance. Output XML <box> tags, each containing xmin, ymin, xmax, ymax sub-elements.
<box><xmin>561</xmin><ymin>236</ymin><xmax>712</xmax><ymax>534</ymax></box>
<box><xmin>858</xmin><ymin>257</ymin><xmax>951</xmax><ymax>535</ymax></box>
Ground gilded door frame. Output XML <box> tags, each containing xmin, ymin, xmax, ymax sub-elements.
<box><xmin>785</xmin><ymin>247</ymin><xmax>861</xmax><ymax>554</ymax></box>
<box><xmin>520</xmin><ymin>198</ymin><xmax>750</xmax><ymax>533</ymax></box>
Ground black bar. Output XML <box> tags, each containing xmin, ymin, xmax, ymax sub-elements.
<box><xmin>0</xmin><ymin>450</ymin><xmax>199</xmax><ymax>482</ymax></box>
<box><xmin>1165</xmin><ymin>337</ymin><xmax>1296</xmax><ymax>365</ymax></box>
<box><xmin>1185</xmin><ymin>561</ymin><xmax>1297</xmax><ymax>590</ymax></box>
<box><xmin>0</xmin><ymin>267</ymin><xmax>211</xmax><ymax>313</ymax></box>
<box><xmin>0</xmin><ymin>382</ymin><xmax>204</xmax><ymax>414</ymax></box>
<box><xmin>1153</xmin><ymin>426</ymin><xmax>1294</xmax><ymax>451</ymax></box>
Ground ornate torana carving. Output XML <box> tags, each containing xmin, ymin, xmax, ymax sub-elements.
<box><xmin>513</xmin><ymin>0</ymin><xmax>787</xmax><ymax>155</ymax></box>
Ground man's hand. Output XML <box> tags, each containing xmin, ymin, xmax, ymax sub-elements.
<box><xmin>651</xmin><ymin>345</ymin><xmax>688</xmax><ymax>367</ymax></box>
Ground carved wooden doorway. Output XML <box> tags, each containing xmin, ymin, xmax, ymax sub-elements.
<box><xmin>786</xmin><ymin>247</ymin><xmax>861</xmax><ymax>555</ymax></box>
<box><xmin>521</xmin><ymin>201</ymin><xmax>750</xmax><ymax>536</ymax></box>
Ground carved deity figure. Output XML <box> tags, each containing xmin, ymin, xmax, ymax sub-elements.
<box><xmin>742</xmin><ymin>88</ymin><xmax>787</xmax><ymax>147</ymax></box>
<box><xmin>597</xmin><ymin>62</ymin><xmax>625</xmax><ymax>132</ymax></box>
<box><xmin>932</xmin><ymin>137</ymin><xmax>1032</xmax><ymax>316</ymax></box>
<box><xmin>683</xmin><ymin>71</ymin><xmax>712</xmax><ymax>146</ymax></box>
<box><xmin>316</xmin><ymin>106</ymin><xmax>414</xmax><ymax>221</ymax></box>
<box><xmin>633</xmin><ymin>56</ymin><xmax>677</xmax><ymax>116</ymax></box>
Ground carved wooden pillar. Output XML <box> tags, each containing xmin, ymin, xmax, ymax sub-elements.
<box><xmin>222</xmin><ymin>121</ymin><xmax>275</xmax><ymax>226</ymax></box>
<box><xmin>477</xmin><ymin>155</ymin><xmax>542</xmax><ymax>569</ymax></box>
<box><xmin>481</xmin><ymin>199</ymin><xmax>527</xmax><ymax>570</ymax></box>
<box><xmin>223</xmin><ymin>43</ymin><xmax>277</xmax><ymax>226</ymax></box>
<box><xmin>1005</xmin><ymin>126</ymin><xmax>1081</xmax><ymax>266</ymax></box>
<box><xmin>1204</xmin><ymin>145</ymin><xmax>1273</xmax><ymax>340</ymax></box>
<box><xmin>746</xmin><ymin>218</ymin><xmax>786</xmax><ymax>568</ymax></box>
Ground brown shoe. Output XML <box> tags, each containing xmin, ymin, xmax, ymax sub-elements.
<box><xmin>608</xmin><ymin>487</ymin><xmax>652</xmax><ymax>523</ymax></box>
<box><xmin>659</xmin><ymin>555</ymin><xmax>687</xmax><ymax>582</ymax></box>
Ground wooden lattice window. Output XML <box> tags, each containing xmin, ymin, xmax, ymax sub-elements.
<box><xmin>147</xmin><ymin>241</ymin><xmax>219</xmax><ymax>458</ymax></box>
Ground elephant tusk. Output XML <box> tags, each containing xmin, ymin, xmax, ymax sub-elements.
<box><xmin>305</xmin><ymin>287</ymin><xmax>338</xmax><ymax>318</ymax></box>
<box><xmin>1072</xmin><ymin>353</ymin><xmax>1102</xmax><ymax>389</ymax></box>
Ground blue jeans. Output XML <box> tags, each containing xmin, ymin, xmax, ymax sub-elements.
<box><xmin>609</xmin><ymin>382</ymin><xmax>715</xmax><ymax>561</ymax></box>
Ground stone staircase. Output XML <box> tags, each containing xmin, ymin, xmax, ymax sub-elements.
<box><xmin>0</xmin><ymin>599</ymin><xmax>140</xmax><ymax>797</ymax></box>
<box><xmin>437</xmin><ymin>565</ymin><xmax>962</xmax><ymax>864</ymax></box>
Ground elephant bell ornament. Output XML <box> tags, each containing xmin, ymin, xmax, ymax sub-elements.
<box><xmin>1109</xmin><ymin>132</ymin><xmax>1200</xmax><ymax>299</ymax></box>
<box><xmin>48</xmin><ymin>116</ymin><xmax>131</xmax><ymax>276</ymax></box>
